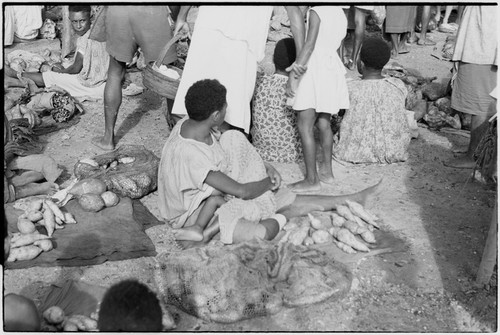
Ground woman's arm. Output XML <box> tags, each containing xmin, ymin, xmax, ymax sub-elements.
<box><xmin>205</xmin><ymin>170</ymin><xmax>274</xmax><ymax>200</ymax></box>
<box><xmin>52</xmin><ymin>52</ymin><xmax>83</xmax><ymax>74</ymax></box>
<box><xmin>294</xmin><ymin>9</ymin><xmax>320</xmax><ymax>69</ymax></box>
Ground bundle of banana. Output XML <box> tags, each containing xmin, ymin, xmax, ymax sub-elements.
<box><xmin>280</xmin><ymin>200</ymin><xmax>380</xmax><ymax>254</ymax></box>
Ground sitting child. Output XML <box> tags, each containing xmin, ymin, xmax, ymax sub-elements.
<box><xmin>333</xmin><ymin>37</ymin><xmax>413</xmax><ymax>164</ymax></box>
<box><xmin>97</xmin><ymin>279</ymin><xmax>163</xmax><ymax>331</ymax></box>
<box><xmin>4</xmin><ymin>5</ymin><xmax>44</xmax><ymax>46</ymax></box>
<box><xmin>250</xmin><ymin>38</ymin><xmax>302</xmax><ymax>163</ymax></box>
<box><xmin>5</xmin><ymin>5</ymin><xmax>109</xmax><ymax>99</ymax></box>
<box><xmin>158</xmin><ymin>79</ymin><xmax>383</xmax><ymax>247</ymax></box>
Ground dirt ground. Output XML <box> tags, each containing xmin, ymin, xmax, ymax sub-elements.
<box><xmin>3</xmin><ymin>9</ymin><xmax>497</xmax><ymax>332</ymax></box>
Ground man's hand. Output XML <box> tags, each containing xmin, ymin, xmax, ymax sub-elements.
<box><xmin>264</xmin><ymin>162</ymin><xmax>282</xmax><ymax>191</ymax></box>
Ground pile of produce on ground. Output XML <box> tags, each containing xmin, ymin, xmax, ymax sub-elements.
<box><xmin>9</xmin><ymin>197</ymin><xmax>77</xmax><ymax>262</ymax></box>
<box><xmin>384</xmin><ymin>64</ymin><xmax>470</xmax><ymax>131</ymax></box>
<box><xmin>42</xmin><ymin>305</ymin><xmax>97</xmax><ymax>332</ymax></box>
<box><xmin>62</xmin><ymin>177</ymin><xmax>120</xmax><ymax>212</ymax></box>
<box><xmin>73</xmin><ymin>145</ymin><xmax>160</xmax><ymax>199</ymax></box>
<box><xmin>280</xmin><ymin>200</ymin><xmax>379</xmax><ymax>254</ymax></box>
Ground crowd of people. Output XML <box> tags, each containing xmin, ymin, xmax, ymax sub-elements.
<box><xmin>3</xmin><ymin>4</ymin><xmax>497</xmax><ymax>331</ymax></box>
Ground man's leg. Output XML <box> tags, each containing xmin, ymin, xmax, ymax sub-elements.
<box><xmin>349</xmin><ymin>7</ymin><xmax>368</xmax><ymax>71</ymax></box>
<box><xmin>92</xmin><ymin>57</ymin><xmax>126</xmax><ymax>151</ymax></box>
<box><xmin>418</xmin><ymin>6</ymin><xmax>436</xmax><ymax>46</ymax></box>
<box><xmin>445</xmin><ymin>112</ymin><xmax>491</xmax><ymax>169</ymax></box>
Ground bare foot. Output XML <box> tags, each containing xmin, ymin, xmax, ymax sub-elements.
<box><xmin>289</xmin><ymin>179</ymin><xmax>321</xmax><ymax>193</ymax></box>
<box><xmin>91</xmin><ymin>136</ymin><xmax>115</xmax><ymax>151</ymax></box>
<box><xmin>176</xmin><ymin>239</ymin><xmax>207</xmax><ymax>250</ymax></box>
<box><xmin>398</xmin><ymin>43</ymin><xmax>410</xmax><ymax>54</ymax></box>
<box><xmin>172</xmin><ymin>226</ymin><xmax>204</xmax><ymax>241</ymax></box>
<box><xmin>443</xmin><ymin>156</ymin><xmax>476</xmax><ymax>169</ymax></box>
<box><xmin>318</xmin><ymin>166</ymin><xmax>335</xmax><ymax>185</ymax></box>
<box><xmin>390</xmin><ymin>49</ymin><xmax>399</xmax><ymax>59</ymax></box>
<box><xmin>17</xmin><ymin>182</ymin><xmax>59</xmax><ymax>198</ymax></box>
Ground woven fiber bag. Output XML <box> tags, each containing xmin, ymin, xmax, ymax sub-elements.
<box><xmin>74</xmin><ymin>145</ymin><xmax>160</xmax><ymax>199</ymax></box>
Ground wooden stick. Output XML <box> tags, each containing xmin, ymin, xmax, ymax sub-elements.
<box><xmin>475</xmin><ymin>201</ymin><xmax>498</xmax><ymax>286</ymax></box>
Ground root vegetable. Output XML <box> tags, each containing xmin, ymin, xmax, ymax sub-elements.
<box><xmin>55</xmin><ymin>215</ymin><xmax>63</xmax><ymax>225</ymax></box>
<box><xmin>345</xmin><ymin>200</ymin><xmax>380</xmax><ymax>228</ymax></box>
<box><xmin>64</xmin><ymin>315</ymin><xmax>98</xmax><ymax>331</ymax></box>
<box><xmin>288</xmin><ymin>226</ymin><xmax>310</xmax><ymax>246</ymax></box>
<box><xmin>63</xmin><ymin>212</ymin><xmax>77</xmax><ymax>224</ymax></box>
<box><xmin>308</xmin><ymin>213</ymin><xmax>326</xmax><ymax>230</ymax></box>
<box><xmin>28</xmin><ymin>198</ymin><xmax>44</xmax><ymax>212</ymax></box>
<box><xmin>43</xmin><ymin>306</ymin><xmax>65</xmax><ymax>324</ymax></box>
<box><xmin>336</xmin><ymin>205</ymin><xmax>357</xmax><ymax>222</ymax></box>
<box><xmin>79</xmin><ymin>158</ymin><xmax>99</xmax><ymax>167</ymax></box>
<box><xmin>63</xmin><ymin>320</ymin><xmax>79</xmax><ymax>331</ymax></box>
<box><xmin>7</xmin><ymin>245</ymin><xmax>43</xmax><ymax>261</ymax></box>
<box><xmin>109</xmin><ymin>160</ymin><xmax>118</xmax><ymax>168</ymax></box>
<box><xmin>311</xmin><ymin>229</ymin><xmax>333</xmax><ymax>244</ymax></box>
<box><xmin>283</xmin><ymin>221</ymin><xmax>298</xmax><ymax>231</ymax></box>
<box><xmin>55</xmin><ymin>223</ymin><xmax>65</xmax><ymax>230</ymax></box>
<box><xmin>303</xmin><ymin>236</ymin><xmax>315</xmax><ymax>246</ymax></box>
<box><xmin>334</xmin><ymin>240</ymin><xmax>357</xmax><ymax>254</ymax></box>
<box><xmin>330</xmin><ymin>213</ymin><xmax>346</xmax><ymax>227</ymax></box>
<box><xmin>10</xmin><ymin>232</ymin><xmax>50</xmax><ymax>248</ymax></box>
<box><xmin>118</xmin><ymin>157</ymin><xmax>135</xmax><ymax>164</ymax></box>
<box><xmin>354</xmin><ymin>216</ymin><xmax>374</xmax><ymax>232</ymax></box>
<box><xmin>361</xmin><ymin>230</ymin><xmax>376</xmax><ymax>244</ymax></box>
<box><xmin>34</xmin><ymin>239</ymin><xmax>54</xmax><ymax>251</ymax></box>
<box><xmin>17</xmin><ymin>218</ymin><xmax>37</xmax><ymax>234</ymax></box>
<box><xmin>42</xmin><ymin>206</ymin><xmax>56</xmax><ymax>237</ymax></box>
<box><xmin>44</xmin><ymin>199</ymin><xmax>66</xmax><ymax>222</ymax></box>
<box><xmin>343</xmin><ymin>220</ymin><xmax>367</xmax><ymax>235</ymax></box>
<box><xmin>25</xmin><ymin>210</ymin><xmax>43</xmax><ymax>222</ymax></box>
<box><xmin>335</xmin><ymin>229</ymin><xmax>370</xmax><ymax>252</ymax></box>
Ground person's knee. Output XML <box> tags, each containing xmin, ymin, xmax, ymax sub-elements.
<box><xmin>206</xmin><ymin>195</ymin><xmax>226</xmax><ymax>208</ymax></box>
<box><xmin>4</xmin><ymin>293</ymin><xmax>41</xmax><ymax>331</ymax></box>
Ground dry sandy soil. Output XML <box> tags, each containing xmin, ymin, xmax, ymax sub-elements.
<box><xmin>3</xmin><ymin>9</ymin><xmax>497</xmax><ymax>332</ymax></box>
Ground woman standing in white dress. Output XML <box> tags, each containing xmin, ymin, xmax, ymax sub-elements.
<box><xmin>287</xmin><ymin>6</ymin><xmax>349</xmax><ymax>192</ymax></box>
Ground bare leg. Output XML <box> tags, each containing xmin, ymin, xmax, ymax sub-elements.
<box><xmin>418</xmin><ymin>6</ymin><xmax>436</xmax><ymax>46</ymax></box>
<box><xmin>434</xmin><ymin>5</ymin><xmax>441</xmax><ymax>23</ymax></box>
<box><xmin>349</xmin><ymin>7</ymin><xmax>368</xmax><ymax>71</ymax></box>
<box><xmin>9</xmin><ymin>171</ymin><xmax>44</xmax><ymax>187</ymax></box>
<box><xmin>445</xmin><ymin>112</ymin><xmax>491</xmax><ymax>169</ymax></box>
<box><xmin>279</xmin><ymin>178</ymin><xmax>383</xmax><ymax>219</ymax></box>
<box><xmin>15</xmin><ymin>182</ymin><xmax>59</xmax><ymax>199</ymax></box>
<box><xmin>316</xmin><ymin>113</ymin><xmax>335</xmax><ymax>184</ymax></box>
<box><xmin>442</xmin><ymin>5</ymin><xmax>453</xmax><ymax>25</ymax></box>
<box><xmin>390</xmin><ymin>33</ymin><xmax>400</xmax><ymax>59</ymax></box>
<box><xmin>4</xmin><ymin>66</ymin><xmax>45</xmax><ymax>87</ymax></box>
<box><xmin>92</xmin><ymin>57</ymin><xmax>126</xmax><ymax>151</ymax></box>
<box><xmin>172</xmin><ymin>195</ymin><xmax>225</xmax><ymax>241</ymax></box>
<box><xmin>290</xmin><ymin>109</ymin><xmax>321</xmax><ymax>192</ymax></box>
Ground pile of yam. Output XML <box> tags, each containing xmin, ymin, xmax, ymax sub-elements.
<box><xmin>280</xmin><ymin>200</ymin><xmax>380</xmax><ymax>254</ymax></box>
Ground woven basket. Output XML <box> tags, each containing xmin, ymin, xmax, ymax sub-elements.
<box><xmin>142</xmin><ymin>34</ymin><xmax>183</xmax><ymax>99</ymax></box>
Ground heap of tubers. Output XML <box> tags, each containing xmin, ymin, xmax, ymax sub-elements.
<box><xmin>42</xmin><ymin>305</ymin><xmax>98</xmax><ymax>332</ymax></box>
<box><xmin>280</xmin><ymin>200</ymin><xmax>381</xmax><ymax>254</ymax></box>
<box><xmin>8</xmin><ymin>197</ymin><xmax>77</xmax><ymax>262</ymax></box>
<box><xmin>68</xmin><ymin>178</ymin><xmax>120</xmax><ymax>212</ymax></box>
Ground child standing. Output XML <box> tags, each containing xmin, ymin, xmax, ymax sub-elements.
<box><xmin>250</xmin><ymin>38</ymin><xmax>302</xmax><ymax>163</ymax></box>
<box><xmin>287</xmin><ymin>6</ymin><xmax>349</xmax><ymax>192</ymax></box>
<box><xmin>333</xmin><ymin>37</ymin><xmax>412</xmax><ymax>164</ymax></box>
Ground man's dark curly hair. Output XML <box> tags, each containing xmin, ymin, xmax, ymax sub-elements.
<box><xmin>274</xmin><ymin>38</ymin><xmax>296</xmax><ymax>72</ymax></box>
<box><xmin>360</xmin><ymin>37</ymin><xmax>391</xmax><ymax>70</ymax></box>
<box><xmin>185</xmin><ymin>79</ymin><xmax>227</xmax><ymax>121</ymax></box>
<box><xmin>97</xmin><ymin>279</ymin><xmax>163</xmax><ymax>332</ymax></box>
<box><xmin>68</xmin><ymin>5</ymin><xmax>91</xmax><ymax>15</ymax></box>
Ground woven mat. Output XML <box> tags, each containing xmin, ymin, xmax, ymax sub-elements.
<box><xmin>5</xmin><ymin>197</ymin><xmax>163</xmax><ymax>269</ymax></box>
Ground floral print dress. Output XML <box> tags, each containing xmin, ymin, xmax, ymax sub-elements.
<box><xmin>333</xmin><ymin>77</ymin><xmax>411</xmax><ymax>164</ymax></box>
<box><xmin>250</xmin><ymin>73</ymin><xmax>302</xmax><ymax>163</ymax></box>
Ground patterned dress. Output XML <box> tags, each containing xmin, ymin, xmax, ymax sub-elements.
<box><xmin>250</xmin><ymin>73</ymin><xmax>302</xmax><ymax>163</ymax></box>
<box><xmin>333</xmin><ymin>77</ymin><xmax>411</xmax><ymax>164</ymax></box>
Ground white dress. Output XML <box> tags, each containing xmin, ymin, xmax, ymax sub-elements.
<box><xmin>172</xmin><ymin>6</ymin><xmax>273</xmax><ymax>133</ymax></box>
<box><xmin>293</xmin><ymin>6</ymin><xmax>350</xmax><ymax>114</ymax></box>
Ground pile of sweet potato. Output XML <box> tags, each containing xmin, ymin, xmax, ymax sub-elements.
<box><xmin>280</xmin><ymin>200</ymin><xmax>380</xmax><ymax>254</ymax></box>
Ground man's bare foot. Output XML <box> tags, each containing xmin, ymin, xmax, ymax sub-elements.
<box><xmin>172</xmin><ymin>226</ymin><xmax>204</xmax><ymax>241</ymax></box>
<box><xmin>390</xmin><ymin>49</ymin><xmax>399</xmax><ymax>59</ymax></box>
<box><xmin>289</xmin><ymin>179</ymin><xmax>321</xmax><ymax>193</ymax></box>
<box><xmin>318</xmin><ymin>166</ymin><xmax>335</xmax><ymax>185</ymax></box>
<box><xmin>443</xmin><ymin>155</ymin><xmax>476</xmax><ymax>169</ymax></box>
<box><xmin>176</xmin><ymin>239</ymin><xmax>206</xmax><ymax>250</ymax></box>
<box><xmin>91</xmin><ymin>136</ymin><xmax>115</xmax><ymax>151</ymax></box>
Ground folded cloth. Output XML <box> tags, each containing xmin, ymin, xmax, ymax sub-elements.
<box><xmin>5</xmin><ymin>197</ymin><xmax>162</xmax><ymax>269</ymax></box>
